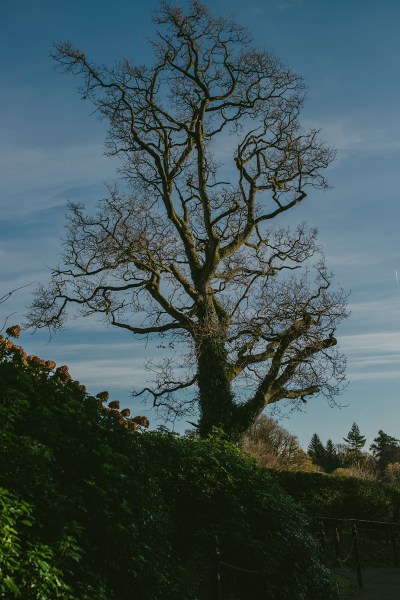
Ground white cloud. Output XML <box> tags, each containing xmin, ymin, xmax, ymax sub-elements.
<box><xmin>341</xmin><ymin>331</ymin><xmax>400</xmax><ymax>353</ymax></box>
<box><xmin>304</xmin><ymin>117</ymin><xmax>400</xmax><ymax>160</ymax></box>
<box><xmin>0</xmin><ymin>142</ymin><xmax>117</xmax><ymax>219</ymax></box>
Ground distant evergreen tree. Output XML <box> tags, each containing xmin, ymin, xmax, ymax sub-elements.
<box><xmin>308</xmin><ymin>433</ymin><xmax>326</xmax><ymax>469</ymax></box>
<box><xmin>343</xmin><ymin>422</ymin><xmax>366</xmax><ymax>451</ymax></box>
<box><xmin>370</xmin><ymin>430</ymin><xmax>400</xmax><ymax>472</ymax></box>
<box><xmin>324</xmin><ymin>439</ymin><xmax>341</xmax><ymax>473</ymax></box>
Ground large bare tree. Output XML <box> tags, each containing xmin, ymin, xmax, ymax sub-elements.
<box><xmin>28</xmin><ymin>1</ymin><xmax>348</xmax><ymax>440</ymax></box>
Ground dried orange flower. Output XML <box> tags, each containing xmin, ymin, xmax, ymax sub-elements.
<box><xmin>54</xmin><ymin>365</ymin><xmax>71</xmax><ymax>383</ymax></box>
<box><xmin>108</xmin><ymin>400</ymin><xmax>120</xmax><ymax>410</ymax></box>
<box><xmin>6</xmin><ymin>325</ymin><xmax>21</xmax><ymax>339</ymax></box>
<box><xmin>27</xmin><ymin>355</ymin><xmax>46</xmax><ymax>367</ymax></box>
<box><xmin>127</xmin><ymin>421</ymin><xmax>139</xmax><ymax>431</ymax></box>
<box><xmin>3</xmin><ymin>339</ymin><xmax>15</xmax><ymax>350</ymax></box>
<box><xmin>132</xmin><ymin>416</ymin><xmax>150</xmax><ymax>429</ymax></box>
<box><xmin>96</xmin><ymin>391</ymin><xmax>109</xmax><ymax>402</ymax></box>
<box><xmin>121</xmin><ymin>408</ymin><xmax>131</xmax><ymax>418</ymax></box>
<box><xmin>13</xmin><ymin>346</ymin><xmax>27</xmax><ymax>365</ymax></box>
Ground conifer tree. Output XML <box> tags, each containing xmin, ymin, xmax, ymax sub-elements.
<box><xmin>343</xmin><ymin>422</ymin><xmax>366</xmax><ymax>451</ymax></box>
<box><xmin>324</xmin><ymin>438</ymin><xmax>341</xmax><ymax>473</ymax></box>
<box><xmin>370</xmin><ymin>430</ymin><xmax>400</xmax><ymax>472</ymax></box>
<box><xmin>307</xmin><ymin>433</ymin><xmax>326</xmax><ymax>469</ymax></box>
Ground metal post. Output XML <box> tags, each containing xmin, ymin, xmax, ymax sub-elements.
<box><xmin>352</xmin><ymin>524</ymin><xmax>363</xmax><ymax>589</ymax></box>
<box><xmin>213</xmin><ymin>535</ymin><xmax>222</xmax><ymax>600</ymax></box>
<box><xmin>319</xmin><ymin>520</ymin><xmax>327</xmax><ymax>566</ymax></box>
<box><xmin>334</xmin><ymin>527</ymin><xmax>340</xmax><ymax>567</ymax></box>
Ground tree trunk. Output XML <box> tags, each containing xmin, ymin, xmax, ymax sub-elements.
<box><xmin>196</xmin><ymin>334</ymin><xmax>236</xmax><ymax>438</ymax></box>
<box><xmin>196</xmin><ymin>334</ymin><xmax>259</xmax><ymax>441</ymax></box>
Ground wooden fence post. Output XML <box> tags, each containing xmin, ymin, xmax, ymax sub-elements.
<box><xmin>334</xmin><ymin>527</ymin><xmax>340</xmax><ymax>567</ymax></box>
<box><xmin>213</xmin><ymin>535</ymin><xmax>222</xmax><ymax>600</ymax></box>
<box><xmin>319</xmin><ymin>520</ymin><xmax>327</xmax><ymax>566</ymax></box>
<box><xmin>352</xmin><ymin>523</ymin><xmax>363</xmax><ymax>589</ymax></box>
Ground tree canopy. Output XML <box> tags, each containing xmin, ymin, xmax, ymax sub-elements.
<box><xmin>27</xmin><ymin>1</ymin><xmax>347</xmax><ymax>439</ymax></box>
<box><xmin>243</xmin><ymin>414</ymin><xmax>316</xmax><ymax>472</ymax></box>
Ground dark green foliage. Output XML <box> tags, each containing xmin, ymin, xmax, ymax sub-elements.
<box><xmin>308</xmin><ymin>433</ymin><xmax>326</xmax><ymax>469</ymax></box>
<box><xmin>0</xmin><ymin>338</ymin><xmax>173</xmax><ymax>599</ymax></box>
<box><xmin>343</xmin><ymin>422</ymin><xmax>366</xmax><ymax>451</ymax></box>
<box><xmin>323</xmin><ymin>439</ymin><xmax>341</xmax><ymax>473</ymax></box>
<box><xmin>275</xmin><ymin>471</ymin><xmax>400</xmax><ymax>522</ymax></box>
<box><xmin>144</xmin><ymin>430</ymin><xmax>339</xmax><ymax>599</ymax></box>
<box><xmin>370</xmin><ymin>430</ymin><xmax>400</xmax><ymax>473</ymax></box>
<box><xmin>0</xmin><ymin>487</ymin><xmax>74</xmax><ymax>598</ymax></box>
<box><xmin>0</xmin><ymin>336</ymin><xmax>339</xmax><ymax>599</ymax></box>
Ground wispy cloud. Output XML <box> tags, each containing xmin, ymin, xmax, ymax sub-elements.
<box><xmin>305</xmin><ymin>118</ymin><xmax>400</xmax><ymax>160</ymax></box>
<box><xmin>0</xmin><ymin>142</ymin><xmax>117</xmax><ymax>219</ymax></box>
<box><xmin>341</xmin><ymin>331</ymin><xmax>400</xmax><ymax>353</ymax></box>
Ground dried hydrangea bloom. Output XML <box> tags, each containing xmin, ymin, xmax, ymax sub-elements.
<box><xmin>3</xmin><ymin>338</ymin><xmax>15</xmax><ymax>350</ymax></box>
<box><xmin>132</xmin><ymin>416</ymin><xmax>150</xmax><ymax>429</ymax></box>
<box><xmin>54</xmin><ymin>365</ymin><xmax>71</xmax><ymax>383</ymax></box>
<box><xmin>121</xmin><ymin>408</ymin><xmax>131</xmax><ymax>418</ymax></box>
<box><xmin>6</xmin><ymin>325</ymin><xmax>21</xmax><ymax>339</ymax></box>
<box><xmin>27</xmin><ymin>355</ymin><xmax>46</xmax><ymax>368</ymax></box>
<box><xmin>127</xmin><ymin>421</ymin><xmax>139</xmax><ymax>431</ymax></box>
<box><xmin>96</xmin><ymin>391</ymin><xmax>109</xmax><ymax>402</ymax></box>
<box><xmin>13</xmin><ymin>345</ymin><xmax>27</xmax><ymax>365</ymax></box>
<box><xmin>44</xmin><ymin>360</ymin><xmax>56</xmax><ymax>370</ymax></box>
<box><xmin>108</xmin><ymin>400</ymin><xmax>120</xmax><ymax>410</ymax></box>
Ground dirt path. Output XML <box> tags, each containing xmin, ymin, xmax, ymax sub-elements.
<box><xmin>338</xmin><ymin>567</ymin><xmax>400</xmax><ymax>599</ymax></box>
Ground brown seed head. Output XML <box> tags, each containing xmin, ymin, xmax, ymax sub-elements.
<box><xmin>6</xmin><ymin>325</ymin><xmax>21</xmax><ymax>339</ymax></box>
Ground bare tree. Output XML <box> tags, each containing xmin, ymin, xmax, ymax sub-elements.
<box><xmin>27</xmin><ymin>1</ymin><xmax>348</xmax><ymax>440</ymax></box>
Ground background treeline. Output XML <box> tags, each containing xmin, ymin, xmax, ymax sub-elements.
<box><xmin>243</xmin><ymin>414</ymin><xmax>400</xmax><ymax>484</ymax></box>
<box><xmin>307</xmin><ymin>424</ymin><xmax>400</xmax><ymax>482</ymax></box>
<box><xmin>243</xmin><ymin>415</ymin><xmax>400</xmax><ymax>532</ymax></box>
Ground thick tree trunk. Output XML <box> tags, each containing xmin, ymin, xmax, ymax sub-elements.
<box><xmin>196</xmin><ymin>334</ymin><xmax>235</xmax><ymax>437</ymax></box>
<box><xmin>196</xmin><ymin>334</ymin><xmax>260</xmax><ymax>441</ymax></box>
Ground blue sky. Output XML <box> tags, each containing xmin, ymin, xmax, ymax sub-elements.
<box><xmin>1</xmin><ymin>0</ymin><xmax>400</xmax><ymax>449</ymax></box>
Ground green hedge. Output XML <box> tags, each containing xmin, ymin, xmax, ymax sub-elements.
<box><xmin>274</xmin><ymin>470</ymin><xmax>400</xmax><ymax>522</ymax></box>
<box><xmin>0</xmin><ymin>336</ymin><xmax>339</xmax><ymax>599</ymax></box>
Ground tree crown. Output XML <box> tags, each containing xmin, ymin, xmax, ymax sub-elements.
<box><xmin>26</xmin><ymin>1</ymin><xmax>347</xmax><ymax>438</ymax></box>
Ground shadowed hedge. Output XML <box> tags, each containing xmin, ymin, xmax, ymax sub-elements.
<box><xmin>275</xmin><ymin>470</ymin><xmax>400</xmax><ymax>521</ymax></box>
<box><xmin>0</xmin><ymin>333</ymin><xmax>339</xmax><ymax>599</ymax></box>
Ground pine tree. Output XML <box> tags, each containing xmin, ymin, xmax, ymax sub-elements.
<box><xmin>370</xmin><ymin>430</ymin><xmax>400</xmax><ymax>472</ymax></box>
<box><xmin>324</xmin><ymin>439</ymin><xmax>341</xmax><ymax>473</ymax></box>
<box><xmin>307</xmin><ymin>433</ymin><xmax>326</xmax><ymax>469</ymax></box>
<box><xmin>343</xmin><ymin>422</ymin><xmax>366</xmax><ymax>451</ymax></box>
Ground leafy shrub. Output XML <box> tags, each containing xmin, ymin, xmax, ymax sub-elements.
<box><xmin>0</xmin><ymin>334</ymin><xmax>339</xmax><ymax>599</ymax></box>
<box><xmin>0</xmin><ymin>335</ymin><xmax>173</xmax><ymax>599</ymax></box>
<box><xmin>275</xmin><ymin>470</ymin><xmax>400</xmax><ymax>522</ymax></box>
<box><xmin>0</xmin><ymin>487</ymin><xmax>74</xmax><ymax>599</ymax></box>
<box><xmin>141</xmin><ymin>429</ymin><xmax>340</xmax><ymax>599</ymax></box>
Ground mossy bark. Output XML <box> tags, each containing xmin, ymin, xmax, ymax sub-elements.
<box><xmin>196</xmin><ymin>334</ymin><xmax>259</xmax><ymax>441</ymax></box>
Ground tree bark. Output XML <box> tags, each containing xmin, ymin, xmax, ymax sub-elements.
<box><xmin>196</xmin><ymin>334</ymin><xmax>237</xmax><ymax>438</ymax></box>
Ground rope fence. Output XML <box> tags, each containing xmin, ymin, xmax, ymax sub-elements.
<box><xmin>311</xmin><ymin>517</ymin><xmax>400</xmax><ymax>589</ymax></box>
<box><xmin>190</xmin><ymin>535</ymin><xmax>263</xmax><ymax>600</ymax></box>
<box><xmin>190</xmin><ymin>519</ymin><xmax>400</xmax><ymax>598</ymax></box>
